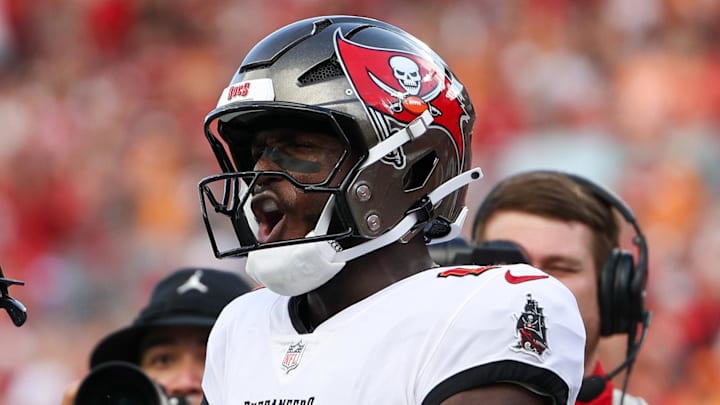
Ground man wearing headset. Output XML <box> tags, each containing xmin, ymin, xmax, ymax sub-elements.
<box><xmin>472</xmin><ymin>170</ymin><xmax>650</xmax><ymax>405</ymax></box>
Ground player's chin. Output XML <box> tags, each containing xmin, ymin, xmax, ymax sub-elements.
<box><xmin>281</xmin><ymin>220</ymin><xmax>318</xmax><ymax>241</ymax></box>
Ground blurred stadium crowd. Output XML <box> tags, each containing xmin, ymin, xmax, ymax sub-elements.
<box><xmin>1</xmin><ymin>0</ymin><xmax>719</xmax><ymax>404</ymax></box>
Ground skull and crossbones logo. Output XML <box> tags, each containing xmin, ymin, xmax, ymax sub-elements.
<box><xmin>390</xmin><ymin>56</ymin><xmax>421</xmax><ymax>96</ymax></box>
<box><xmin>368</xmin><ymin>56</ymin><xmax>442</xmax><ymax>115</ymax></box>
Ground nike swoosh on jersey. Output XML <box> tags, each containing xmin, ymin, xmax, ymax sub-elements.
<box><xmin>504</xmin><ymin>270</ymin><xmax>549</xmax><ymax>284</ymax></box>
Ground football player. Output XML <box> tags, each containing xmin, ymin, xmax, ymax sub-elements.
<box><xmin>198</xmin><ymin>15</ymin><xmax>585</xmax><ymax>405</ymax></box>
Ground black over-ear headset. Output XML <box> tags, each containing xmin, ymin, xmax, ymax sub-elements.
<box><xmin>566</xmin><ymin>173</ymin><xmax>648</xmax><ymax>338</ymax></box>
<box><xmin>472</xmin><ymin>170</ymin><xmax>652</xmax><ymax>401</ymax></box>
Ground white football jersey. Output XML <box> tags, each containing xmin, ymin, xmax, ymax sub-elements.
<box><xmin>203</xmin><ymin>264</ymin><xmax>585</xmax><ymax>405</ymax></box>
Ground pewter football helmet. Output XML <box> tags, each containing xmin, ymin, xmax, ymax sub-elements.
<box><xmin>199</xmin><ymin>15</ymin><xmax>479</xmax><ymax>259</ymax></box>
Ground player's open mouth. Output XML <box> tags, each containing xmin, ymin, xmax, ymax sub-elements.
<box><xmin>251</xmin><ymin>195</ymin><xmax>285</xmax><ymax>243</ymax></box>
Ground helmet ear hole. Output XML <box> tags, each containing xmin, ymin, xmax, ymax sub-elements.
<box><xmin>403</xmin><ymin>151</ymin><xmax>438</xmax><ymax>192</ymax></box>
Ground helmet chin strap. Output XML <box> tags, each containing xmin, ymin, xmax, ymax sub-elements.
<box><xmin>333</xmin><ymin>167</ymin><xmax>483</xmax><ymax>263</ymax></box>
<box><xmin>361</xmin><ymin>109</ymin><xmax>433</xmax><ymax>169</ymax></box>
<box><xmin>326</xmin><ymin>108</ymin><xmax>480</xmax><ymax>262</ymax></box>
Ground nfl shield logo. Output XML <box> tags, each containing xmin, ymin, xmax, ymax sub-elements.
<box><xmin>281</xmin><ymin>341</ymin><xmax>306</xmax><ymax>373</ymax></box>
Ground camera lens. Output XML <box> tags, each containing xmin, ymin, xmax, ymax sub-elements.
<box><xmin>75</xmin><ymin>361</ymin><xmax>167</xmax><ymax>405</ymax></box>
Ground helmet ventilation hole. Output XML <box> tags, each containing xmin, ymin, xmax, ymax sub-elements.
<box><xmin>312</xmin><ymin>18</ymin><xmax>333</xmax><ymax>33</ymax></box>
<box><xmin>298</xmin><ymin>58</ymin><xmax>345</xmax><ymax>85</ymax></box>
<box><xmin>403</xmin><ymin>151</ymin><xmax>438</xmax><ymax>192</ymax></box>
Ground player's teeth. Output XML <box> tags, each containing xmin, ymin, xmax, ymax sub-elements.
<box><xmin>263</xmin><ymin>200</ymin><xmax>278</xmax><ymax>213</ymax></box>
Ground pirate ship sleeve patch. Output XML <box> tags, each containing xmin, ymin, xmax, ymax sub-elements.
<box><xmin>511</xmin><ymin>293</ymin><xmax>551</xmax><ymax>360</ymax></box>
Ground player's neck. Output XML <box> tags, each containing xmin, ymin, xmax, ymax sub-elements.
<box><xmin>585</xmin><ymin>350</ymin><xmax>600</xmax><ymax>377</ymax></box>
<box><xmin>299</xmin><ymin>237</ymin><xmax>434</xmax><ymax>331</ymax></box>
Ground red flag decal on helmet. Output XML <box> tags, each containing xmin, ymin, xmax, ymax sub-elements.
<box><xmin>334</xmin><ymin>30</ymin><xmax>469</xmax><ymax>169</ymax></box>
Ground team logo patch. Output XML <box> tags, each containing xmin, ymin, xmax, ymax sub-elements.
<box><xmin>334</xmin><ymin>30</ymin><xmax>470</xmax><ymax>170</ymax></box>
<box><xmin>281</xmin><ymin>341</ymin><xmax>306</xmax><ymax>373</ymax></box>
<box><xmin>511</xmin><ymin>294</ymin><xmax>549</xmax><ymax>359</ymax></box>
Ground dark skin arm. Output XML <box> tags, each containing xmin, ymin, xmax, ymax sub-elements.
<box><xmin>441</xmin><ymin>384</ymin><xmax>548</xmax><ymax>405</ymax></box>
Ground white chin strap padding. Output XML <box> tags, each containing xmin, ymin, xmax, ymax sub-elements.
<box><xmin>246</xmin><ymin>233</ymin><xmax>345</xmax><ymax>296</ymax></box>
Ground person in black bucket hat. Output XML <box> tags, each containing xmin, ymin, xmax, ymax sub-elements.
<box><xmin>61</xmin><ymin>268</ymin><xmax>253</xmax><ymax>405</ymax></box>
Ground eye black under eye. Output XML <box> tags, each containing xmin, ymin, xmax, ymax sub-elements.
<box><xmin>250</xmin><ymin>139</ymin><xmax>268</xmax><ymax>160</ymax></box>
<box><xmin>250</xmin><ymin>146</ymin><xmax>262</xmax><ymax>160</ymax></box>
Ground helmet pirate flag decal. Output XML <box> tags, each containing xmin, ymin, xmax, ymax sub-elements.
<box><xmin>334</xmin><ymin>30</ymin><xmax>470</xmax><ymax>170</ymax></box>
